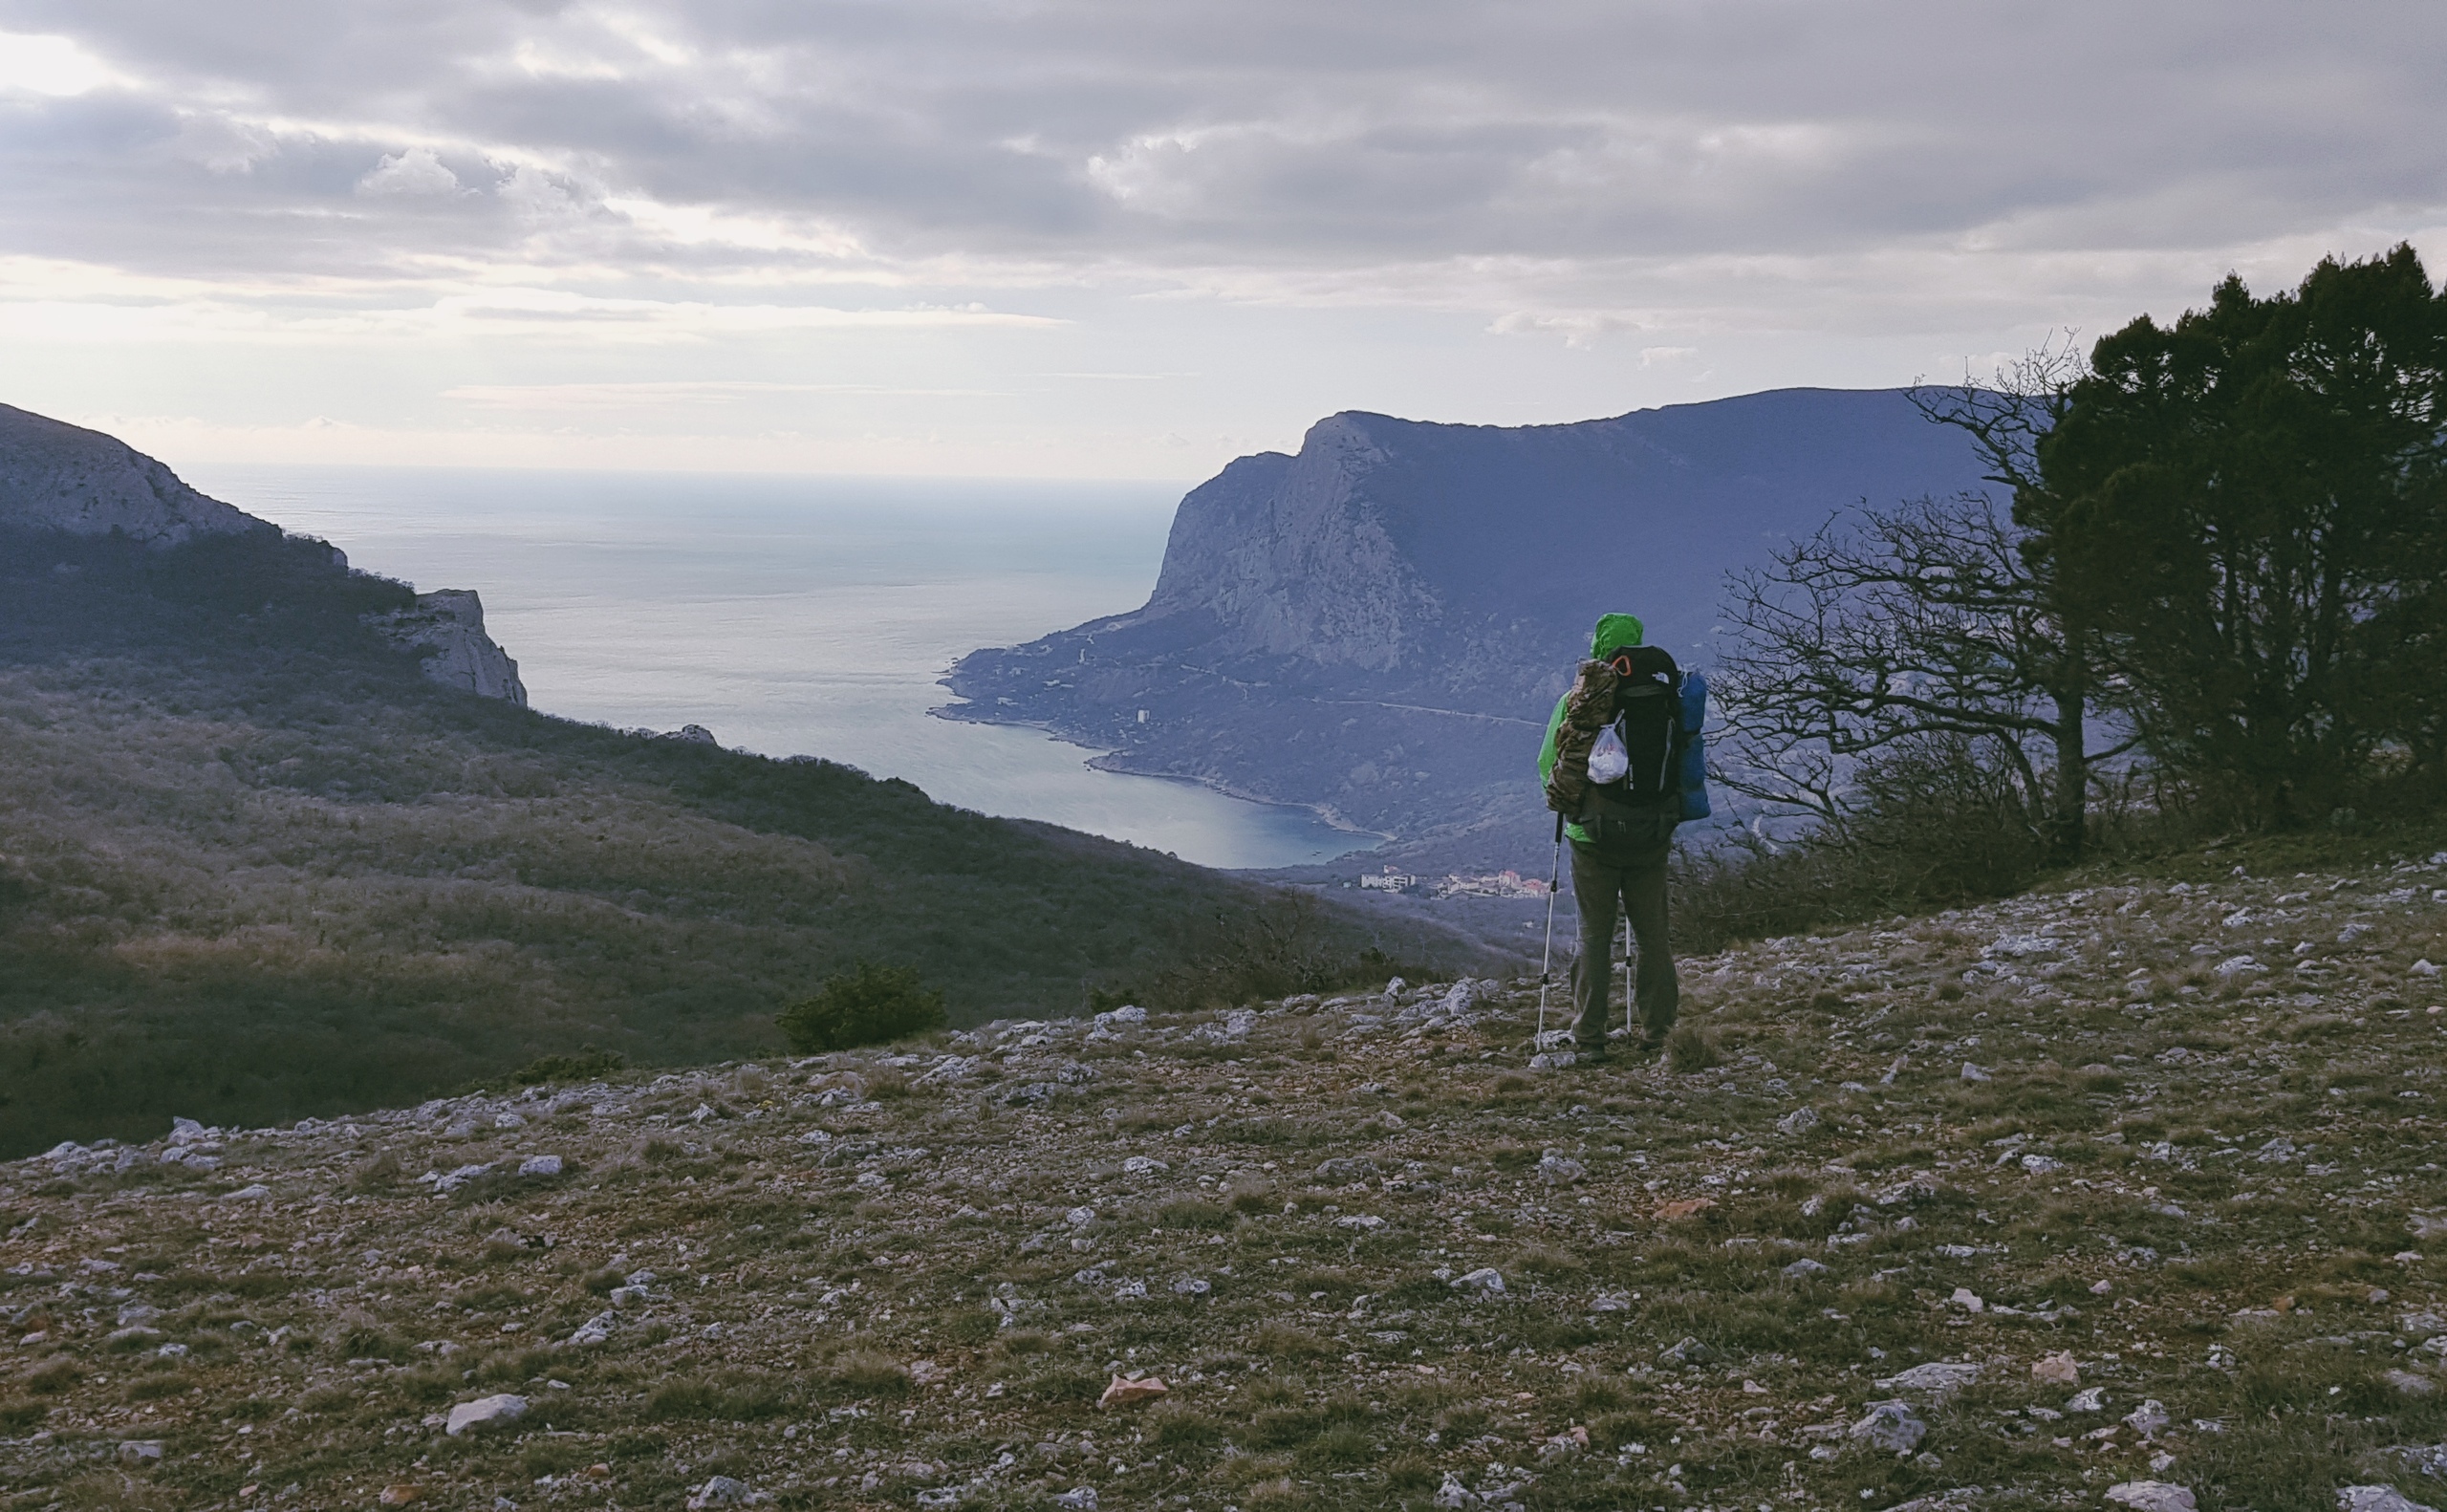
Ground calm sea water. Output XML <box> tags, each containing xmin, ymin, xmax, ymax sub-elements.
<box><xmin>184</xmin><ymin>464</ymin><xmax>1375</xmax><ymax>871</ymax></box>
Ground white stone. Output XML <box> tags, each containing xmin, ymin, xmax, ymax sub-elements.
<box><xmin>1876</xmin><ymin>1361</ymin><xmax>1981</xmax><ymax>1394</ymax></box>
<box><xmin>1961</xmin><ymin>1062</ymin><xmax>1991</xmax><ymax>1083</ymax></box>
<box><xmin>2105</xmin><ymin>1483</ymin><xmax>2197</xmax><ymax>1512</ymax></box>
<box><xmin>518</xmin><ymin>1155</ymin><xmax>563</xmax><ymax>1177</ymax></box>
<box><xmin>2339</xmin><ymin>1487</ymin><xmax>2439</xmax><ymax>1512</ymax></box>
<box><xmin>1537</xmin><ymin>1153</ymin><xmax>1585</xmax><ymax>1185</ymax></box>
<box><xmin>1849</xmin><ymin>1400</ymin><xmax>1927</xmax><ymax>1454</ymax></box>
<box><xmin>1451</xmin><ymin>1267</ymin><xmax>1505</xmax><ymax>1294</ymax></box>
<box><xmin>444</xmin><ymin>1394</ymin><xmax>528</xmax><ymax>1436</ymax></box>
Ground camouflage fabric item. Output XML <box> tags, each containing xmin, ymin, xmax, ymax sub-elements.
<box><xmin>1541</xmin><ymin>658</ymin><xmax>1619</xmax><ymax>814</ymax></box>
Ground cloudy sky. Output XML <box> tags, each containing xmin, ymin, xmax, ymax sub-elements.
<box><xmin>2</xmin><ymin>1</ymin><xmax>2441</xmax><ymax>477</ymax></box>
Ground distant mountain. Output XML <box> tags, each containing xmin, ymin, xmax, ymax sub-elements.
<box><xmin>942</xmin><ymin>388</ymin><xmax>1993</xmax><ymax>870</ymax></box>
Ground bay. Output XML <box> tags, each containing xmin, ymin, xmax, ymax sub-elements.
<box><xmin>183</xmin><ymin>464</ymin><xmax>1375</xmax><ymax>871</ymax></box>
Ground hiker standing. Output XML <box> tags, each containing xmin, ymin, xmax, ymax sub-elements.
<box><xmin>1535</xmin><ymin>613</ymin><xmax>1708</xmax><ymax>1062</ymax></box>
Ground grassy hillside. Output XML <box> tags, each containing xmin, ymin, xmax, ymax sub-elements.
<box><xmin>0</xmin><ymin>528</ymin><xmax>1483</xmax><ymax>1156</ymax></box>
<box><xmin>1</xmin><ymin>825</ymin><xmax>2441</xmax><ymax>1511</ymax></box>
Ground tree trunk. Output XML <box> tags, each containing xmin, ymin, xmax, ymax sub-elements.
<box><xmin>2050</xmin><ymin>699</ymin><xmax>2087</xmax><ymax>861</ymax></box>
<box><xmin>2046</xmin><ymin>624</ymin><xmax>2090</xmax><ymax>862</ymax></box>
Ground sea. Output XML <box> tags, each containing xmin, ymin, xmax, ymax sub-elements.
<box><xmin>183</xmin><ymin>465</ymin><xmax>1375</xmax><ymax>872</ymax></box>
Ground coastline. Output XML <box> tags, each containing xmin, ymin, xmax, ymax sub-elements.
<box><xmin>927</xmin><ymin>698</ymin><xmax>1392</xmax><ymax>859</ymax></box>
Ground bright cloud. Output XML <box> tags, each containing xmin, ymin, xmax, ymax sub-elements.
<box><xmin>0</xmin><ymin>32</ymin><xmax>126</xmax><ymax>97</ymax></box>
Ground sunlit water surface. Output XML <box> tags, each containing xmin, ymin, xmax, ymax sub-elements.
<box><xmin>185</xmin><ymin>465</ymin><xmax>1374</xmax><ymax>870</ymax></box>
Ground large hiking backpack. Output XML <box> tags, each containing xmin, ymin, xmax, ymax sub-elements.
<box><xmin>1545</xmin><ymin>646</ymin><xmax>1711</xmax><ymax>827</ymax></box>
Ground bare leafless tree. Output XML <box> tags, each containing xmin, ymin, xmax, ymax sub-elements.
<box><xmin>1715</xmin><ymin>339</ymin><xmax>2133</xmax><ymax>860</ymax></box>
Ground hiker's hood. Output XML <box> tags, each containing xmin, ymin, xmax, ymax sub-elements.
<box><xmin>1589</xmin><ymin>613</ymin><xmax>1645</xmax><ymax>658</ymax></box>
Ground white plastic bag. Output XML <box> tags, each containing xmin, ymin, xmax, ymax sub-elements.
<box><xmin>1587</xmin><ymin>722</ymin><xmax>1629</xmax><ymax>784</ymax></box>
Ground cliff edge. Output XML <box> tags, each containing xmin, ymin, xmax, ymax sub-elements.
<box><xmin>366</xmin><ymin>589</ymin><xmax>530</xmax><ymax>705</ymax></box>
<box><xmin>0</xmin><ymin>402</ymin><xmax>527</xmax><ymax>703</ymax></box>
<box><xmin>942</xmin><ymin>387</ymin><xmax>1992</xmax><ymax>868</ymax></box>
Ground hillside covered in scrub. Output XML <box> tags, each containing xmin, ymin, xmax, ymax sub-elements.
<box><xmin>3</xmin><ymin>826</ymin><xmax>2443</xmax><ymax>1512</ymax></box>
<box><xmin>0</xmin><ymin>523</ymin><xmax>1483</xmax><ymax>1158</ymax></box>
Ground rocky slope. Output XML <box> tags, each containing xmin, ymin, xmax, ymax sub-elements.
<box><xmin>0</xmin><ymin>405</ymin><xmax>266</xmax><ymax>548</ymax></box>
<box><xmin>0</xmin><ymin>404</ymin><xmax>523</xmax><ymax>703</ymax></box>
<box><xmin>8</xmin><ymin>840</ymin><xmax>2445</xmax><ymax>1511</ymax></box>
<box><xmin>941</xmin><ymin>389</ymin><xmax>1991</xmax><ymax>872</ymax></box>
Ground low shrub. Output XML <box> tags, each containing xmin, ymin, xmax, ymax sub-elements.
<box><xmin>777</xmin><ymin>964</ymin><xmax>946</xmax><ymax>1053</ymax></box>
<box><xmin>1666</xmin><ymin>1025</ymin><xmax>1722</xmax><ymax>1073</ymax></box>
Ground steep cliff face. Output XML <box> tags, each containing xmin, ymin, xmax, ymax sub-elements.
<box><xmin>0</xmin><ymin>402</ymin><xmax>528</xmax><ymax>704</ymax></box>
<box><xmin>942</xmin><ymin>387</ymin><xmax>1994</xmax><ymax>865</ymax></box>
<box><xmin>366</xmin><ymin>590</ymin><xmax>529</xmax><ymax>705</ymax></box>
<box><xmin>0</xmin><ymin>404</ymin><xmax>269</xmax><ymax>546</ymax></box>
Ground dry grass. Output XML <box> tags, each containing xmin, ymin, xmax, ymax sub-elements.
<box><xmin>2</xmin><ymin>832</ymin><xmax>2445</xmax><ymax>1510</ymax></box>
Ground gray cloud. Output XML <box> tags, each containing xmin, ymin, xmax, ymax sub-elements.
<box><xmin>4</xmin><ymin>0</ymin><xmax>2440</xmax><ymax>292</ymax></box>
<box><xmin>4</xmin><ymin>0</ymin><xmax>2445</xmax><ymax>483</ymax></box>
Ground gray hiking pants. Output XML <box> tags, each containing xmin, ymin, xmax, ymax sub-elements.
<box><xmin>1569</xmin><ymin>810</ymin><xmax>1678</xmax><ymax>1049</ymax></box>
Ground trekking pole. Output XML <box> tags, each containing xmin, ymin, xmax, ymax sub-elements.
<box><xmin>1536</xmin><ymin>813</ymin><xmax>1563</xmax><ymax>1042</ymax></box>
<box><xmin>1623</xmin><ymin>911</ymin><xmax>1635</xmax><ymax>1047</ymax></box>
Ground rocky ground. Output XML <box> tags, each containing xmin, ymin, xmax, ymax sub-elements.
<box><xmin>8</xmin><ymin>841</ymin><xmax>2447</xmax><ymax>1512</ymax></box>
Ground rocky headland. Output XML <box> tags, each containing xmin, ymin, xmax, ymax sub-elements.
<box><xmin>941</xmin><ymin>389</ymin><xmax>1992</xmax><ymax>875</ymax></box>
<box><xmin>0</xmin><ymin>405</ymin><xmax>523</xmax><ymax>703</ymax></box>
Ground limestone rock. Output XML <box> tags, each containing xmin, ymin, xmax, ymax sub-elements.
<box><xmin>365</xmin><ymin>591</ymin><xmax>528</xmax><ymax>704</ymax></box>
<box><xmin>1849</xmin><ymin>1399</ymin><xmax>1927</xmax><ymax>1455</ymax></box>
<box><xmin>2338</xmin><ymin>1489</ymin><xmax>2438</xmax><ymax>1512</ymax></box>
<box><xmin>2033</xmin><ymin>1351</ymin><xmax>2081</xmax><ymax>1386</ymax></box>
<box><xmin>445</xmin><ymin>1394</ymin><xmax>528</xmax><ymax>1436</ymax></box>
<box><xmin>2105</xmin><ymin>1484</ymin><xmax>2197</xmax><ymax>1512</ymax></box>
<box><xmin>1536</xmin><ymin>1152</ymin><xmax>1585</xmax><ymax>1185</ymax></box>
<box><xmin>686</xmin><ymin>1477</ymin><xmax>767</xmax><ymax>1509</ymax></box>
<box><xmin>1451</xmin><ymin>1267</ymin><xmax>1505</xmax><ymax>1295</ymax></box>
<box><xmin>0</xmin><ymin>404</ymin><xmax>268</xmax><ymax>546</ymax></box>
<box><xmin>2386</xmin><ymin>1369</ymin><xmax>2438</xmax><ymax>1397</ymax></box>
<box><xmin>1875</xmin><ymin>1361</ymin><xmax>1980</xmax><ymax>1395</ymax></box>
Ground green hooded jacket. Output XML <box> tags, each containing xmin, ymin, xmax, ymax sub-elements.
<box><xmin>1536</xmin><ymin>612</ymin><xmax>1646</xmax><ymax>844</ymax></box>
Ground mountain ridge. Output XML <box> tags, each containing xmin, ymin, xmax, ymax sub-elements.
<box><xmin>943</xmin><ymin>387</ymin><xmax>1996</xmax><ymax>869</ymax></box>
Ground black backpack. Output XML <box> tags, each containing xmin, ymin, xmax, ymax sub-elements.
<box><xmin>1582</xmin><ymin>645</ymin><xmax>1684</xmax><ymax>823</ymax></box>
